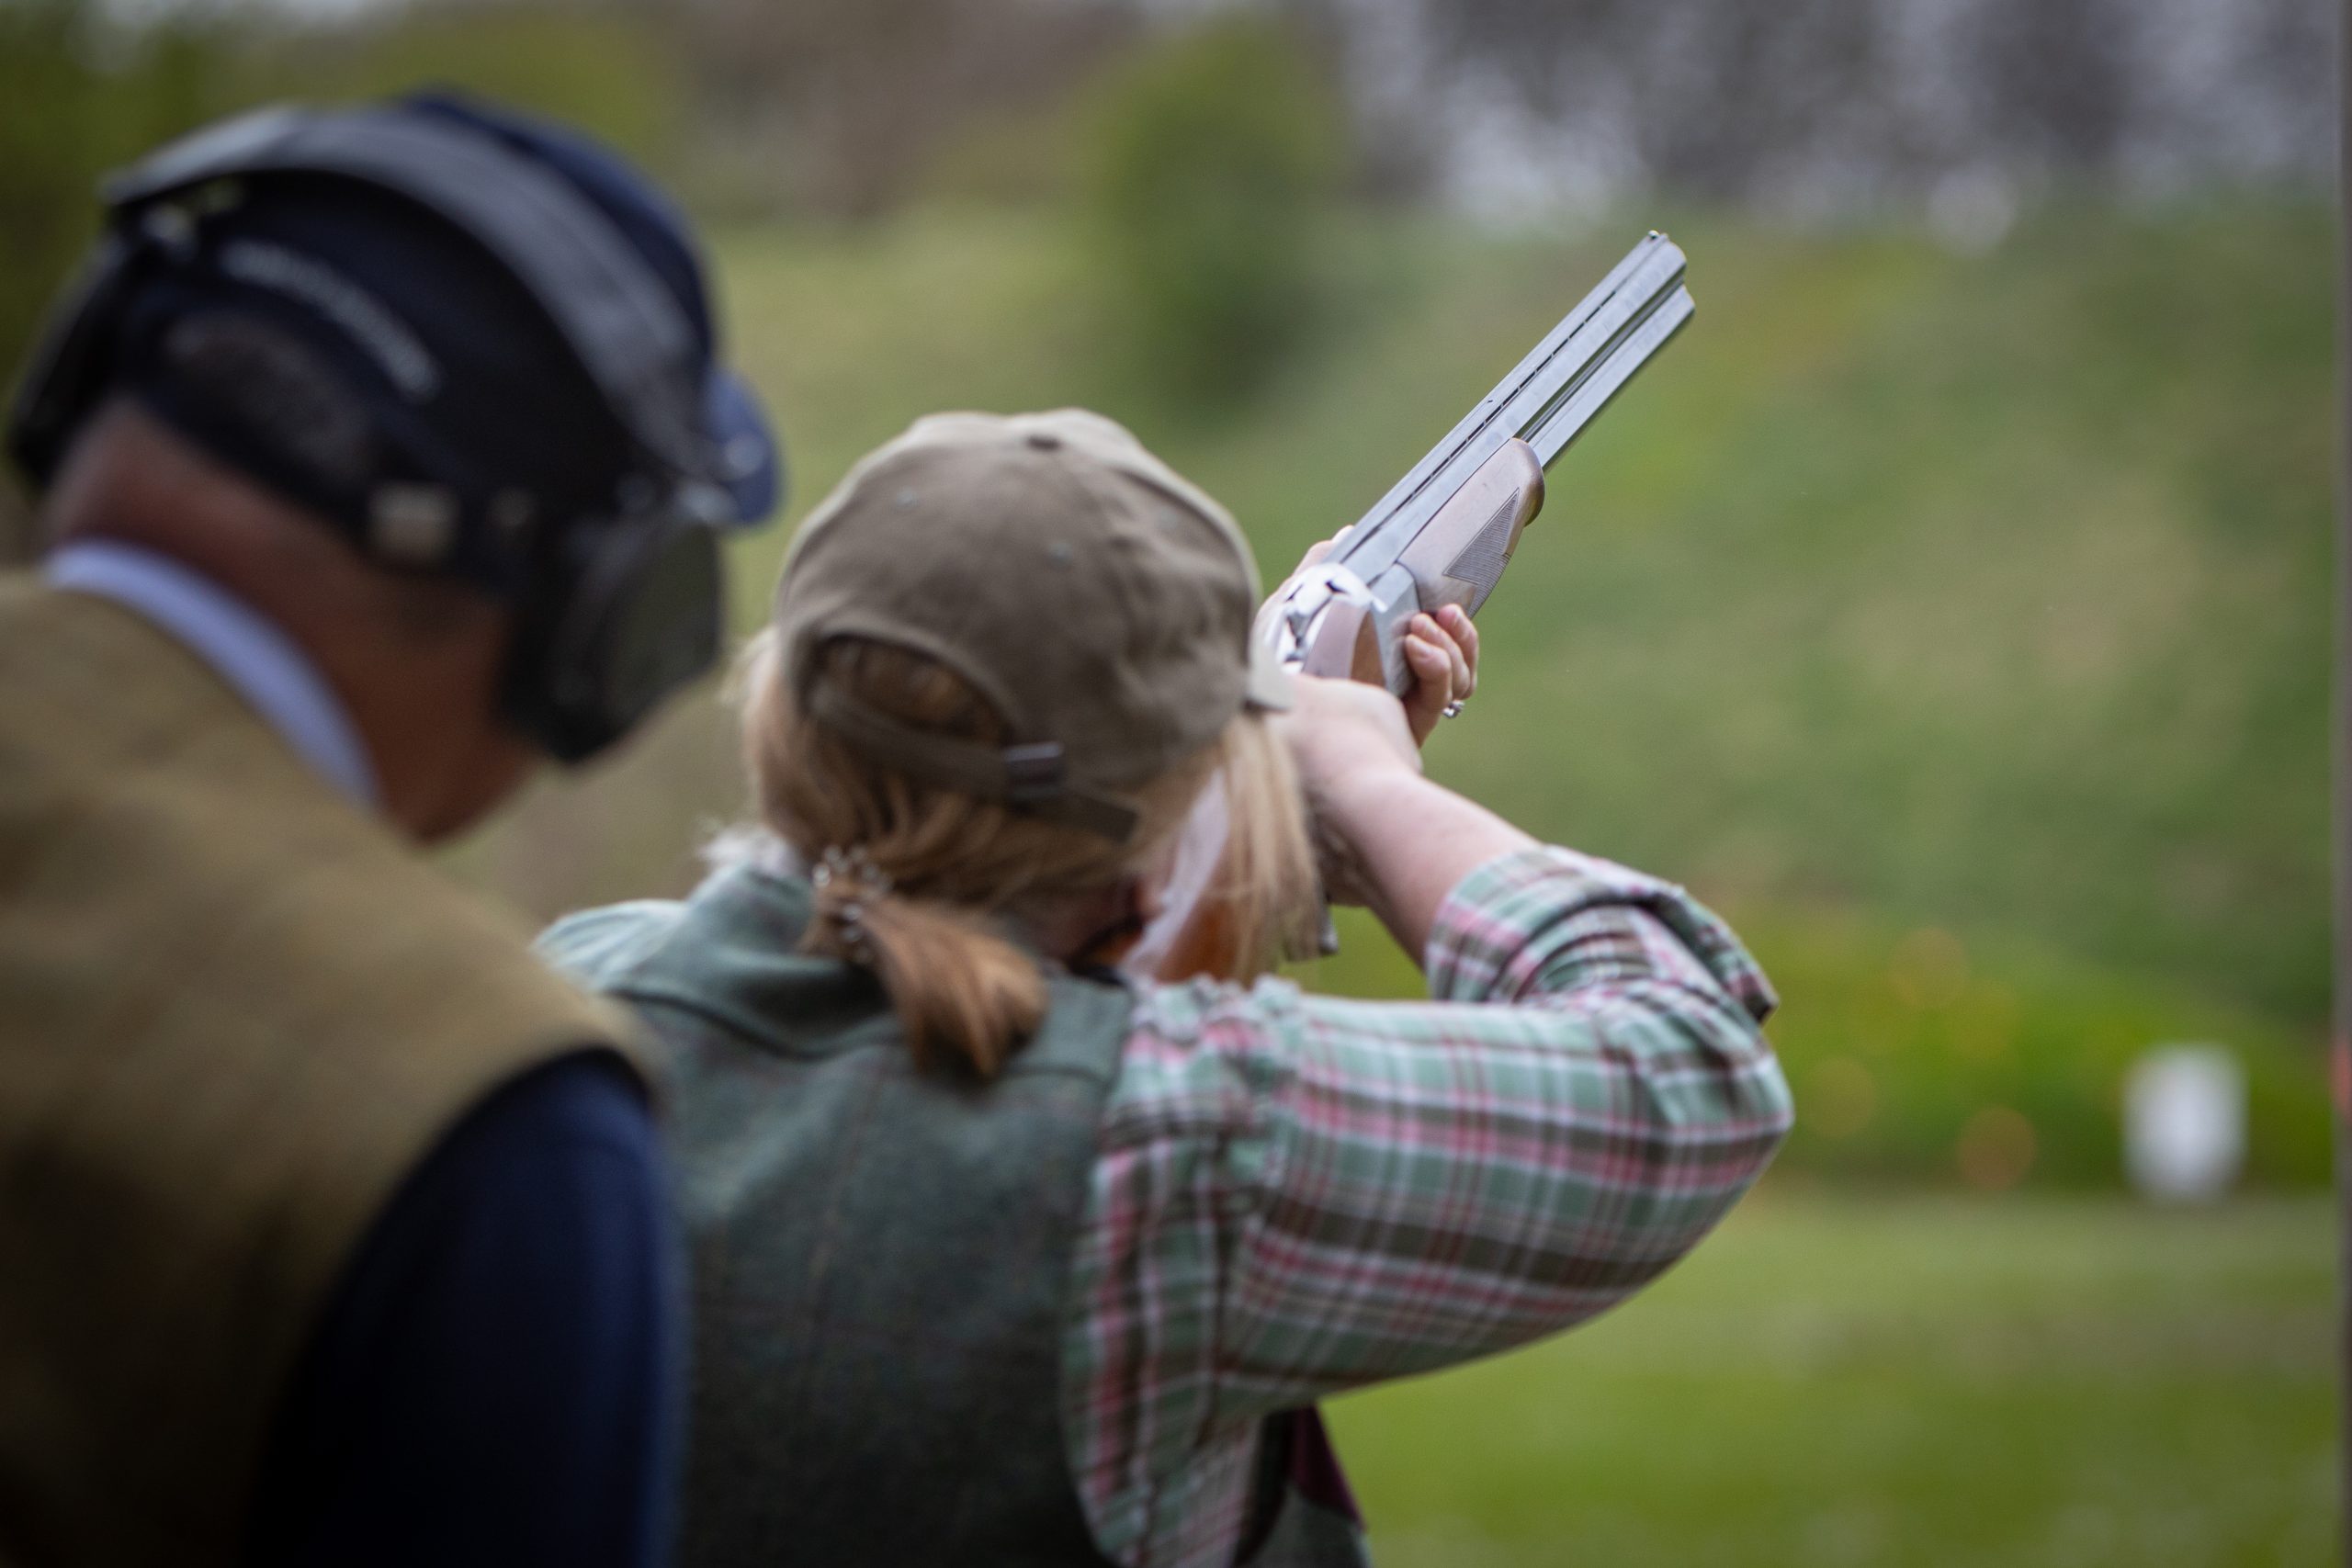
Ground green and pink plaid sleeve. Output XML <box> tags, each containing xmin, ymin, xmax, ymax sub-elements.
<box><xmin>1064</xmin><ymin>845</ymin><xmax>1793</xmax><ymax>1568</ymax></box>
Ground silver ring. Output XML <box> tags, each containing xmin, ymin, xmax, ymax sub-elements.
<box><xmin>1442</xmin><ymin>699</ymin><xmax>1466</xmax><ymax>719</ymax></box>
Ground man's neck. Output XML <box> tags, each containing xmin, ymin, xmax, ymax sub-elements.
<box><xmin>40</xmin><ymin>404</ymin><xmax>537</xmax><ymax>841</ymax></box>
<box><xmin>44</xmin><ymin>539</ymin><xmax>381</xmax><ymax>807</ymax></box>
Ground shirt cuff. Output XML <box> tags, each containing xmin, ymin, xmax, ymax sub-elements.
<box><xmin>1421</xmin><ymin>845</ymin><xmax>1779</xmax><ymax>1022</ymax></box>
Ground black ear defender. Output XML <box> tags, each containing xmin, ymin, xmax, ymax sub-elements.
<box><xmin>511</xmin><ymin>488</ymin><xmax>734</xmax><ymax>762</ymax></box>
<box><xmin>3</xmin><ymin>104</ymin><xmax>777</xmax><ymax>764</ymax></box>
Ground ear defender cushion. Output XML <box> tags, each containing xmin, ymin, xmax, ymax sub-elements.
<box><xmin>514</xmin><ymin>515</ymin><xmax>722</xmax><ymax>763</ymax></box>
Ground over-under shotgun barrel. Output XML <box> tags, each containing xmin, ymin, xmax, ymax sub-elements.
<box><xmin>1272</xmin><ymin>231</ymin><xmax>1694</xmax><ymax>692</ymax></box>
<box><xmin>1127</xmin><ymin>233</ymin><xmax>1696</xmax><ymax>981</ymax></box>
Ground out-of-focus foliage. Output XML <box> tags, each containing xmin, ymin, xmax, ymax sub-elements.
<box><xmin>921</xmin><ymin>94</ymin><xmax>1098</xmax><ymax>211</ymax></box>
<box><xmin>0</xmin><ymin>0</ymin><xmax>235</xmax><ymax>555</ymax></box>
<box><xmin>0</xmin><ymin>2</ymin><xmax>108</xmax><ymax>436</ymax></box>
<box><xmin>1307</xmin><ymin>900</ymin><xmax>2331</xmax><ymax>1190</ymax></box>
<box><xmin>1396</xmin><ymin>0</ymin><xmax>2332</xmax><ymax>218</ymax></box>
<box><xmin>245</xmin><ymin>4</ymin><xmax>687</xmax><ymax>175</ymax></box>
<box><xmin>0</xmin><ymin>0</ymin><xmax>692</xmax><ymax>557</ymax></box>
<box><xmin>670</xmin><ymin>0</ymin><xmax>1134</xmax><ymax>219</ymax></box>
<box><xmin>1744</xmin><ymin>908</ymin><xmax>2329</xmax><ymax>1190</ymax></box>
<box><xmin>1081</xmin><ymin>17</ymin><xmax>1347</xmax><ymax>405</ymax></box>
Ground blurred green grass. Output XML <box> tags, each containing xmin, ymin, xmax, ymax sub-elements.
<box><xmin>477</xmin><ymin>197</ymin><xmax>2334</xmax><ymax>1185</ymax></box>
<box><xmin>1327</xmin><ymin>1194</ymin><xmax>2335</xmax><ymax>1567</ymax></box>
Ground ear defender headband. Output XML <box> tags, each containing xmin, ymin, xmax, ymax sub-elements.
<box><xmin>6</xmin><ymin>105</ymin><xmax>761</xmax><ymax>762</ymax></box>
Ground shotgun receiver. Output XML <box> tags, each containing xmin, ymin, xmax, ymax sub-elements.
<box><xmin>1263</xmin><ymin>231</ymin><xmax>1693</xmax><ymax>691</ymax></box>
<box><xmin>1126</xmin><ymin>232</ymin><xmax>1694</xmax><ymax>982</ymax></box>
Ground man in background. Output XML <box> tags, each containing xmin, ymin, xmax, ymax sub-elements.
<box><xmin>0</xmin><ymin>93</ymin><xmax>778</xmax><ymax>1566</ymax></box>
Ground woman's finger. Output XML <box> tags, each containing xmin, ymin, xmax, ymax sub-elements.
<box><xmin>1401</xmin><ymin>622</ymin><xmax>1455</xmax><ymax>745</ymax></box>
<box><xmin>1411</xmin><ymin>611</ymin><xmax>1473</xmax><ymax>710</ymax></box>
<box><xmin>1438</xmin><ymin>616</ymin><xmax>1472</xmax><ymax>700</ymax></box>
<box><xmin>1438</xmin><ymin>604</ymin><xmax>1479</xmax><ymax>696</ymax></box>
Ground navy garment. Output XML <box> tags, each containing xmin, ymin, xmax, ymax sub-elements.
<box><xmin>244</xmin><ymin>1055</ymin><xmax>684</xmax><ymax>1568</ymax></box>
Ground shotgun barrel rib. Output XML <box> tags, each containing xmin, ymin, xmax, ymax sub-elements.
<box><xmin>1267</xmin><ymin>231</ymin><xmax>1694</xmax><ymax>692</ymax></box>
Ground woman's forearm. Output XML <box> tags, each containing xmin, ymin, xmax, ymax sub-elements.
<box><xmin>1318</xmin><ymin>766</ymin><xmax>1534</xmax><ymax>961</ymax></box>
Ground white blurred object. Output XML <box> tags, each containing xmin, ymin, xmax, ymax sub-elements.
<box><xmin>2124</xmin><ymin>1045</ymin><xmax>2245</xmax><ymax>1202</ymax></box>
<box><xmin>1927</xmin><ymin>170</ymin><xmax>2018</xmax><ymax>255</ymax></box>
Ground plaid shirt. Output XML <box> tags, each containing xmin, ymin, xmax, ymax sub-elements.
<box><xmin>1066</xmin><ymin>845</ymin><xmax>1792</xmax><ymax>1567</ymax></box>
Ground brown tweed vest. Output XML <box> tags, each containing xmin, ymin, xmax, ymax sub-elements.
<box><xmin>0</xmin><ymin>577</ymin><xmax>642</xmax><ymax>1568</ymax></box>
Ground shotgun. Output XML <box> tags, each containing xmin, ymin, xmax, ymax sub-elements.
<box><xmin>1128</xmin><ymin>231</ymin><xmax>1695</xmax><ymax>980</ymax></box>
<box><xmin>1264</xmin><ymin>230</ymin><xmax>1693</xmax><ymax>691</ymax></box>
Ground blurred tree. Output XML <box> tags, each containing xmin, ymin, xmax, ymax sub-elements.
<box><xmin>1082</xmin><ymin>15</ymin><xmax>1345</xmax><ymax>407</ymax></box>
<box><xmin>0</xmin><ymin>0</ymin><xmax>695</xmax><ymax>559</ymax></box>
<box><xmin>0</xmin><ymin>3</ymin><xmax>106</xmax><ymax>389</ymax></box>
<box><xmin>1966</xmin><ymin>0</ymin><xmax>2131</xmax><ymax>175</ymax></box>
<box><xmin>249</xmin><ymin>1</ymin><xmax>688</xmax><ymax>176</ymax></box>
<box><xmin>670</xmin><ymin>0</ymin><xmax>1135</xmax><ymax>219</ymax></box>
<box><xmin>1415</xmin><ymin>0</ymin><xmax>2330</xmax><ymax>217</ymax></box>
<box><xmin>0</xmin><ymin>0</ymin><xmax>236</xmax><ymax>559</ymax></box>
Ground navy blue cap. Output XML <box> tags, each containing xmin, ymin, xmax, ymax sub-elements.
<box><xmin>110</xmin><ymin>89</ymin><xmax>781</xmax><ymax>592</ymax></box>
<box><xmin>398</xmin><ymin>90</ymin><xmax>782</xmax><ymax>525</ymax></box>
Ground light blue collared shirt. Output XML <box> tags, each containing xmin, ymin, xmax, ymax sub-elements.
<box><xmin>44</xmin><ymin>540</ymin><xmax>381</xmax><ymax>807</ymax></box>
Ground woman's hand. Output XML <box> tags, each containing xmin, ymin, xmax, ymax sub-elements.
<box><xmin>1281</xmin><ymin>531</ymin><xmax>1481</xmax><ymax>748</ymax></box>
<box><xmin>1274</xmin><ymin>671</ymin><xmax>1535</xmax><ymax>942</ymax></box>
<box><xmin>1399</xmin><ymin>604</ymin><xmax>1477</xmax><ymax>745</ymax></box>
<box><xmin>1278</xmin><ymin>674</ymin><xmax>1421</xmax><ymax>804</ymax></box>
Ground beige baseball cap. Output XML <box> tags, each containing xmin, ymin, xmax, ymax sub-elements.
<box><xmin>772</xmin><ymin>409</ymin><xmax>1292</xmax><ymax>842</ymax></box>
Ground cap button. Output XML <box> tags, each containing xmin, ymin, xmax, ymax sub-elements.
<box><xmin>1025</xmin><ymin>430</ymin><xmax>1063</xmax><ymax>451</ymax></box>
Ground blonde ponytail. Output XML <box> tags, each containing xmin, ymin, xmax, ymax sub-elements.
<box><xmin>738</xmin><ymin>628</ymin><xmax>1251</xmax><ymax>1075</ymax></box>
<box><xmin>799</xmin><ymin>845</ymin><xmax>1047</xmax><ymax>1075</ymax></box>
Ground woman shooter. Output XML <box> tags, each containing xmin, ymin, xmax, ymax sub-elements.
<box><xmin>540</xmin><ymin>409</ymin><xmax>1794</xmax><ymax>1568</ymax></box>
